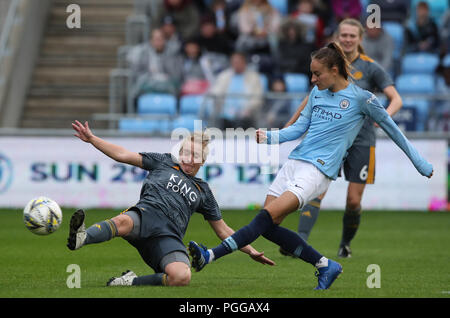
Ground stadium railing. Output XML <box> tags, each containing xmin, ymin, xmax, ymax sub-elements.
<box><xmin>95</xmin><ymin>90</ymin><xmax>449</xmax><ymax>138</ymax></box>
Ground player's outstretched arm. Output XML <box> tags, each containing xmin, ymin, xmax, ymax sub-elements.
<box><xmin>72</xmin><ymin>120</ymin><xmax>143</xmax><ymax>168</ymax></box>
<box><xmin>362</xmin><ymin>96</ymin><xmax>433</xmax><ymax>178</ymax></box>
<box><xmin>207</xmin><ymin>219</ymin><xmax>276</xmax><ymax>266</ymax></box>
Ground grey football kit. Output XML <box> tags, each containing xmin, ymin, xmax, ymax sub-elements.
<box><xmin>123</xmin><ymin>152</ymin><xmax>222</xmax><ymax>272</ymax></box>
<box><xmin>343</xmin><ymin>54</ymin><xmax>394</xmax><ymax>183</ymax></box>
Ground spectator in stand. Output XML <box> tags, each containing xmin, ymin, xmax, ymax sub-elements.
<box><xmin>209</xmin><ymin>51</ymin><xmax>263</xmax><ymax>129</ymax></box>
<box><xmin>290</xmin><ymin>0</ymin><xmax>325</xmax><ymax>47</ymax></box>
<box><xmin>276</xmin><ymin>18</ymin><xmax>315</xmax><ymax>75</ymax></box>
<box><xmin>196</xmin><ymin>15</ymin><xmax>234</xmax><ymax>56</ymax></box>
<box><xmin>263</xmin><ymin>76</ymin><xmax>292</xmax><ymax>129</ymax></box>
<box><xmin>161</xmin><ymin>15</ymin><xmax>182</xmax><ymax>55</ymax></box>
<box><xmin>196</xmin><ymin>15</ymin><xmax>234</xmax><ymax>76</ymax></box>
<box><xmin>330</xmin><ymin>0</ymin><xmax>362</xmax><ymax>22</ymax></box>
<box><xmin>432</xmin><ymin>56</ymin><xmax>450</xmax><ymax>132</ymax></box>
<box><xmin>439</xmin><ymin>9</ymin><xmax>450</xmax><ymax>56</ymax></box>
<box><xmin>208</xmin><ymin>0</ymin><xmax>234</xmax><ymax>37</ymax></box>
<box><xmin>235</xmin><ymin>0</ymin><xmax>282</xmax><ymax>56</ymax></box>
<box><xmin>128</xmin><ymin>29</ymin><xmax>183</xmax><ymax>101</ymax></box>
<box><xmin>370</xmin><ymin>0</ymin><xmax>410</xmax><ymax>23</ymax></box>
<box><xmin>180</xmin><ymin>38</ymin><xmax>214</xmax><ymax>95</ymax></box>
<box><xmin>152</xmin><ymin>0</ymin><xmax>200</xmax><ymax>41</ymax></box>
<box><xmin>362</xmin><ymin>25</ymin><xmax>395</xmax><ymax>73</ymax></box>
<box><xmin>405</xmin><ymin>1</ymin><xmax>440</xmax><ymax>53</ymax></box>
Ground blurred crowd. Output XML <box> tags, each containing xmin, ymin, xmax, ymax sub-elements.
<box><xmin>121</xmin><ymin>0</ymin><xmax>450</xmax><ymax>132</ymax></box>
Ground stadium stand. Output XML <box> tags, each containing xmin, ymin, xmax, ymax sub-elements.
<box><xmin>410</xmin><ymin>0</ymin><xmax>449</xmax><ymax>23</ymax></box>
<box><xmin>0</xmin><ymin>0</ymin><xmax>448</xmax><ymax>134</ymax></box>
<box><xmin>382</xmin><ymin>21</ymin><xmax>405</xmax><ymax>61</ymax></box>
<box><xmin>118</xmin><ymin>117</ymin><xmax>170</xmax><ymax>133</ymax></box>
<box><xmin>401</xmin><ymin>52</ymin><xmax>440</xmax><ymax>74</ymax></box>
<box><xmin>283</xmin><ymin>73</ymin><xmax>309</xmax><ymax>93</ymax></box>
<box><xmin>20</xmin><ymin>0</ymin><xmax>134</xmax><ymax>129</ymax></box>
<box><xmin>396</xmin><ymin>73</ymin><xmax>436</xmax><ymax>94</ymax></box>
<box><xmin>137</xmin><ymin>93</ymin><xmax>177</xmax><ymax>116</ymax></box>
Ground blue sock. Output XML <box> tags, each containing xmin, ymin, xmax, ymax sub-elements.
<box><xmin>263</xmin><ymin>225</ymin><xmax>323</xmax><ymax>266</ymax></box>
<box><xmin>212</xmin><ymin>209</ymin><xmax>274</xmax><ymax>260</ymax></box>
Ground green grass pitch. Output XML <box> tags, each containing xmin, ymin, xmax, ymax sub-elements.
<box><xmin>0</xmin><ymin>208</ymin><xmax>449</xmax><ymax>298</ymax></box>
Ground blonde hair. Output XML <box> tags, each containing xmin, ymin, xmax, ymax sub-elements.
<box><xmin>179</xmin><ymin>130</ymin><xmax>211</xmax><ymax>162</ymax></box>
<box><xmin>337</xmin><ymin>18</ymin><xmax>366</xmax><ymax>54</ymax></box>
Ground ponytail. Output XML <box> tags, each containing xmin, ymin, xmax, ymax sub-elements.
<box><xmin>357</xmin><ymin>44</ymin><xmax>365</xmax><ymax>55</ymax></box>
<box><xmin>312</xmin><ymin>42</ymin><xmax>352</xmax><ymax>80</ymax></box>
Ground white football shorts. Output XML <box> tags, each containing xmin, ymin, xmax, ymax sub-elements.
<box><xmin>267</xmin><ymin>159</ymin><xmax>331</xmax><ymax>209</ymax></box>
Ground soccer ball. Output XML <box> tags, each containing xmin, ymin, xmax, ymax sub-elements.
<box><xmin>23</xmin><ymin>196</ymin><xmax>63</xmax><ymax>235</ymax></box>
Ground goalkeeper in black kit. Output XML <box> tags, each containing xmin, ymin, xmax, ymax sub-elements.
<box><xmin>67</xmin><ymin>120</ymin><xmax>275</xmax><ymax>286</ymax></box>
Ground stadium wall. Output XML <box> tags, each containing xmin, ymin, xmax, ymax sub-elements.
<box><xmin>0</xmin><ymin>136</ymin><xmax>447</xmax><ymax>211</ymax></box>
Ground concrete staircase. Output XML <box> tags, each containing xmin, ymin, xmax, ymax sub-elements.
<box><xmin>20</xmin><ymin>0</ymin><xmax>134</xmax><ymax>129</ymax></box>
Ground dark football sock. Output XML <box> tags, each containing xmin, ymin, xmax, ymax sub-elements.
<box><xmin>212</xmin><ymin>209</ymin><xmax>274</xmax><ymax>260</ymax></box>
<box><xmin>263</xmin><ymin>224</ymin><xmax>323</xmax><ymax>266</ymax></box>
<box><xmin>340</xmin><ymin>207</ymin><xmax>362</xmax><ymax>247</ymax></box>
<box><xmin>297</xmin><ymin>198</ymin><xmax>321</xmax><ymax>241</ymax></box>
<box><xmin>84</xmin><ymin>219</ymin><xmax>118</xmax><ymax>245</ymax></box>
<box><xmin>132</xmin><ymin>273</ymin><xmax>167</xmax><ymax>286</ymax></box>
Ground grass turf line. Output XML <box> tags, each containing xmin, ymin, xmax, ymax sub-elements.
<box><xmin>0</xmin><ymin>209</ymin><xmax>449</xmax><ymax>298</ymax></box>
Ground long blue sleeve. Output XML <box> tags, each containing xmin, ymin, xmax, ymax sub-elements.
<box><xmin>266</xmin><ymin>115</ymin><xmax>310</xmax><ymax>144</ymax></box>
<box><xmin>377</xmin><ymin>115</ymin><xmax>433</xmax><ymax>177</ymax></box>
<box><xmin>361</xmin><ymin>91</ymin><xmax>433</xmax><ymax>177</ymax></box>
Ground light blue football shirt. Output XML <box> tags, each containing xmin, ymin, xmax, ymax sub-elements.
<box><xmin>266</xmin><ymin>83</ymin><xmax>433</xmax><ymax>180</ymax></box>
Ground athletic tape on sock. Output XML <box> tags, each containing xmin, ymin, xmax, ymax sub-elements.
<box><xmin>223</xmin><ymin>236</ymin><xmax>238</xmax><ymax>252</ymax></box>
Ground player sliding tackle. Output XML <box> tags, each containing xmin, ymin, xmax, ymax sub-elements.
<box><xmin>189</xmin><ymin>42</ymin><xmax>433</xmax><ymax>290</ymax></box>
<box><xmin>67</xmin><ymin>121</ymin><xmax>274</xmax><ymax>287</ymax></box>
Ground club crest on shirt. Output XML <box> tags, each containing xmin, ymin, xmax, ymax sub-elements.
<box><xmin>340</xmin><ymin>99</ymin><xmax>350</xmax><ymax>109</ymax></box>
<box><xmin>353</xmin><ymin>71</ymin><xmax>363</xmax><ymax>80</ymax></box>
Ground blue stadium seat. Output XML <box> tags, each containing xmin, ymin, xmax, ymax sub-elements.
<box><xmin>137</xmin><ymin>93</ymin><xmax>177</xmax><ymax>115</ymax></box>
<box><xmin>268</xmin><ymin>0</ymin><xmax>288</xmax><ymax>15</ymax></box>
<box><xmin>180</xmin><ymin>94</ymin><xmax>213</xmax><ymax>117</ymax></box>
<box><xmin>180</xmin><ymin>95</ymin><xmax>204</xmax><ymax>115</ymax></box>
<box><xmin>177</xmin><ymin>95</ymin><xmax>211</xmax><ymax>131</ymax></box>
<box><xmin>401</xmin><ymin>53</ymin><xmax>439</xmax><ymax>74</ymax></box>
<box><xmin>172</xmin><ymin>115</ymin><xmax>202</xmax><ymax>132</ymax></box>
<box><xmin>395</xmin><ymin>73</ymin><xmax>435</xmax><ymax>94</ymax></box>
<box><xmin>284</xmin><ymin>73</ymin><xmax>309</xmax><ymax>93</ymax></box>
<box><xmin>382</xmin><ymin>21</ymin><xmax>404</xmax><ymax>60</ymax></box>
<box><xmin>118</xmin><ymin>118</ymin><xmax>171</xmax><ymax>133</ymax></box>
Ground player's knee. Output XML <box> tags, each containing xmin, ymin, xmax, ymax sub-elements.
<box><xmin>346</xmin><ymin>203</ymin><xmax>359</xmax><ymax>212</ymax></box>
<box><xmin>167</xmin><ymin>268</ymin><xmax>191</xmax><ymax>286</ymax></box>
<box><xmin>111</xmin><ymin>215</ymin><xmax>133</xmax><ymax>236</ymax></box>
<box><xmin>165</xmin><ymin>261</ymin><xmax>191</xmax><ymax>286</ymax></box>
<box><xmin>346</xmin><ymin>195</ymin><xmax>362</xmax><ymax>212</ymax></box>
